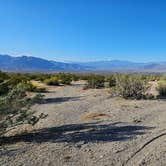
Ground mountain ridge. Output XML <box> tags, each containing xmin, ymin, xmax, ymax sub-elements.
<box><xmin>1</xmin><ymin>54</ymin><xmax>166</xmax><ymax>73</ymax></box>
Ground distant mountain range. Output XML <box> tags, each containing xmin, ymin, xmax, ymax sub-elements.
<box><xmin>0</xmin><ymin>54</ymin><xmax>91</xmax><ymax>72</ymax></box>
<box><xmin>1</xmin><ymin>54</ymin><xmax>166</xmax><ymax>73</ymax></box>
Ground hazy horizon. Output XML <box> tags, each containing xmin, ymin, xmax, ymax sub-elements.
<box><xmin>2</xmin><ymin>53</ymin><xmax>166</xmax><ymax>64</ymax></box>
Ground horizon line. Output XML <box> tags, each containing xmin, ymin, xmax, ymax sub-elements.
<box><xmin>1</xmin><ymin>53</ymin><xmax>166</xmax><ymax>64</ymax></box>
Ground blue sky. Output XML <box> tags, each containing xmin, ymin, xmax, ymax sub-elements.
<box><xmin>0</xmin><ymin>0</ymin><xmax>166</xmax><ymax>62</ymax></box>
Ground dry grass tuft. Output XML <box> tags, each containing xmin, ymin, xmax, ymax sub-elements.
<box><xmin>81</xmin><ymin>112</ymin><xmax>109</xmax><ymax>120</ymax></box>
<box><xmin>5</xmin><ymin>124</ymin><xmax>34</xmax><ymax>137</ymax></box>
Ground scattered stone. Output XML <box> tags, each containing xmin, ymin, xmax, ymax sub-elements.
<box><xmin>100</xmin><ymin>155</ymin><xmax>104</xmax><ymax>158</ymax></box>
<box><xmin>64</xmin><ymin>155</ymin><xmax>71</xmax><ymax>162</ymax></box>
<box><xmin>133</xmin><ymin>119</ymin><xmax>142</xmax><ymax>123</ymax></box>
<box><xmin>134</xmin><ymin>105</ymin><xmax>140</xmax><ymax>108</ymax></box>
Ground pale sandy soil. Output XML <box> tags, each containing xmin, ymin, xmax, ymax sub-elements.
<box><xmin>0</xmin><ymin>81</ymin><xmax>166</xmax><ymax>166</ymax></box>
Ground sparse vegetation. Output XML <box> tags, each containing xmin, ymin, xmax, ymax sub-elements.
<box><xmin>0</xmin><ymin>71</ymin><xmax>9</xmax><ymax>83</ymax></box>
<box><xmin>157</xmin><ymin>81</ymin><xmax>166</xmax><ymax>97</ymax></box>
<box><xmin>0</xmin><ymin>71</ymin><xmax>47</xmax><ymax>136</ymax></box>
<box><xmin>114</xmin><ymin>74</ymin><xmax>147</xmax><ymax>99</ymax></box>
<box><xmin>71</xmin><ymin>74</ymin><xmax>80</xmax><ymax>81</ymax></box>
<box><xmin>57</xmin><ymin>73</ymin><xmax>72</xmax><ymax>85</ymax></box>
<box><xmin>107</xmin><ymin>74</ymin><xmax>116</xmax><ymax>87</ymax></box>
<box><xmin>44</xmin><ymin>76</ymin><xmax>59</xmax><ymax>86</ymax></box>
<box><xmin>0</xmin><ymin>71</ymin><xmax>166</xmax><ymax>165</ymax></box>
<box><xmin>85</xmin><ymin>74</ymin><xmax>105</xmax><ymax>89</ymax></box>
<box><xmin>0</xmin><ymin>82</ymin><xmax>44</xmax><ymax>136</ymax></box>
<box><xmin>0</xmin><ymin>70</ymin><xmax>165</xmax><ymax>137</ymax></box>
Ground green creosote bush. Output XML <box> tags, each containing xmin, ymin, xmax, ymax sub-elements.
<box><xmin>85</xmin><ymin>74</ymin><xmax>105</xmax><ymax>89</ymax></box>
<box><xmin>35</xmin><ymin>74</ymin><xmax>51</xmax><ymax>82</ymax></box>
<box><xmin>44</xmin><ymin>76</ymin><xmax>59</xmax><ymax>86</ymax></box>
<box><xmin>71</xmin><ymin>74</ymin><xmax>80</xmax><ymax>81</ymax></box>
<box><xmin>0</xmin><ymin>73</ymin><xmax>28</xmax><ymax>96</ymax></box>
<box><xmin>0</xmin><ymin>79</ymin><xmax>45</xmax><ymax>96</ymax></box>
<box><xmin>25</xmin><ymin>82</ymin><xmax>46</xmax><ymax>92</ymax></box>
<box><xmin>107</xmin><ymin>75</ymin><xmax>116</xmax><ymax>87</ymax></box>
<box><xmin>0</xmin><ymin>83</ymin><xmax>45</xmax><ymax>136</ymax></box>
<box><xmin>156</xmin><ymin>81</ymin><xmax>166</xmax><ymax>97</ymax></box>
<box><xmin>79</xmin><ymin>75</ymin><xmax>90</xmax><ymax>80</ymax></box>
<box><xmin>57</xmin><ymin>73</ymin><xmax>72</xmax><ymax>85</ymax></box>
<box><xmin>0</xmin><ymin>71</ymin><xmax>9</xmax><ymax>83</ymax></box>
<box><xmin>114</xmin><ymin>74</ymin><xmax>147</xmax><ymax>99</ymax></box>
<box><xmin>0</xmin><ymin>81</ymin><xmax>10</xmax><ymax>95</ymax></box>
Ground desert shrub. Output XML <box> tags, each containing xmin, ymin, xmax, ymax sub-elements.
<box><xmin>107</xmin><ymin>75</ymin><xmax>116</xmax><ymax>87</ymax></box>
<box><xmin>79</xmin><ymin>75</ymin><xmax>90</xmax><ymax>80</ymax></box>
<box><xmin>8</xmin><ymin>74</ymin><xmax>28</xmax><ymax>88</ymax></box>
<box><xmin>0</xmin><ymin>71</ymin><xmax>9</xmax><ymax>83</ymax></box>
<box><xmin>25</xmin><ymin>82</ymin><xmax>37</xmax><ymax>91</ymax></box>
<box><xmin>24</xmin><ymin>82</ymin><xmax>46</xmax><ymax>92</ymax></box>
<box><xmin>71</xmin><ymin>74</ymin><xmax>80</xmax><ymax>81</ymax></box>
<box><xmin>28</xmin><ymin>93</ymin><xmax>44</xmax><ymax>104</ymax></box>
<box><xmin>35</xmin><ymin>74</ymin><xmax>51</xmax><ymax>81</ymax></box>
<box><xmin>156</xmin><ymin>81</ymin><xmax>166</xmax><ymax>97</ymax></box>
<box><xmin>44</xmin><ymin>76</ymin><xmax>59</xmax><ymax>86</ymax></box>
<box><xmin>33</xmin><ymin>87</ymin><xmax>46</xmax><ymax>93</ymax></box>
<box><xmin>115</xmin><ymin>74</ymin><xmax>147</xmax><ymax>99</ymax></box>
<box><xmin>86</xmin><ymin>74</ymin><xmax>105</xmax><ymax>89</ymax></box>
<box><xmin>146</xmin><ymin>74</ymin><xmax>161</xmax><ymax>82</ymax></box>
<box><xmin>25</xmin><ymin>73</ymin><xmax>51</xmax><ymax>82</ymax></box>
<box><xmin>0</xmin><ymin>72</ymin><xmax>10</xmax><ymax>95</ymax></box>
<box><xmin>0</xmin><ymin>81</ymin><xmax>10</xmax><ymax>96</ymax></box>
<box><xmin>57</xmin><ymin>73</ymin><xmax>72</xmax><ymax>85</ymax></box>
<box><xmin>0</xmin><ymin>78</ymin><xmax>45</xmax><ymax>96</ymax></box>
<box><xmin>159</xmin><ymin>74</ymin><xmax>166</xmax><ymax>82</ymax></box>
<box><xmin>0</xmin><ymin>83</ymin><xmax>44</xmax><ymax>136</ymax></box>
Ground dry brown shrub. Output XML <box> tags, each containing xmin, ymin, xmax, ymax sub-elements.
<box><xmin>81</xmin><ymin>112</ymin><xmax>109</xmax><ymax>120</ymax></box>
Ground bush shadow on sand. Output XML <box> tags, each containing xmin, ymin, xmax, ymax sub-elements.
<box><xmin>0</xmin><ymin>122</ymin><xmax>153</xmax><ymax>145</ymax></box>
<box><xmin>42</xmin><ymin>96</ymin><xmax>82</xmax><ymax>104</ymax></box>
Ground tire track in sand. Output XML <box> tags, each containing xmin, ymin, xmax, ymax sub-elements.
<box><xmin>123</xmin><ymin>131</ymin><xmax>166</xmax><ymax>166</ymax></box>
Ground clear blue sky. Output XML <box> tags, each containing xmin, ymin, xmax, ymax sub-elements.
<box><xmin>0</xmin><ymin>0</ymin><xmax>166</xmax><ymax>62</ymax></box>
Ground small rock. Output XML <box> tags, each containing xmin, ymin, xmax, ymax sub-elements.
<box><xmin>76</xmin><ymin>144</ymin><xmax>82</xmax><ymax>148</ymax></box>
<box><xmin>133</xmin><ymin>119</ymin><xmax>142</xmax><ymax>123</ymax></box>
<box><xmin>100</xmin><ymin>155</ymin><xmax>103</xmax><ymax>158</ymax></box>
<box><xmin>64</xmin><ymin>155</ymin><xmax>71</xmax><ymax>162</ymax></box>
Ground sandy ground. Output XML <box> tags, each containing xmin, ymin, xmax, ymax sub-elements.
<box><xmin>0</xmin><ymin>81</ymin><xmax>166</xmax><ymax>166</ymax></box>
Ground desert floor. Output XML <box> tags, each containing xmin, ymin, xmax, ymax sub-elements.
<box><xmin>0</xmin><ymin>81</ymin><xmax>166</xmax><ymax>166</ymax></box>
